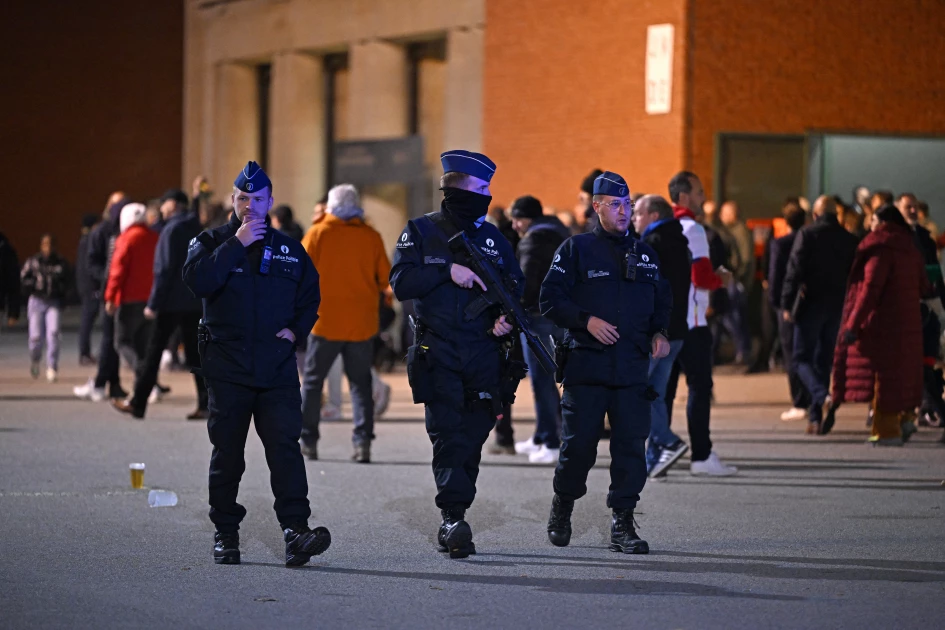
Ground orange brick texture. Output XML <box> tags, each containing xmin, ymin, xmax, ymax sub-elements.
<box><xmin>484</xmin><ymin>0</ymin><xmax>945</xmax><ymax>208</ymax></box>
<box><xmin>484</xmin><ymin>0</ymin><xmax>688</xmax><ymax>212</ymax></box>
<box><xmin>689</xmin><ymin>0</ymin><xmax>945</xmax><ymax>198</ymax></box>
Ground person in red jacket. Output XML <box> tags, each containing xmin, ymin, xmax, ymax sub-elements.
<box><xmin>104</xmin><ymin>202</ymin><xmax>159</xmax><ymax>380</ymax></box>
<box><xmin>831</xmin><ymin>204</ymin><xmax>925</xmax><ymax>446</ymax></box>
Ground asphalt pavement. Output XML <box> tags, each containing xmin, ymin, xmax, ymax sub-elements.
<box><xmin>1</xmin><ymin>329</ymin><xmax>944</xmax><ymax>629</ymax></box>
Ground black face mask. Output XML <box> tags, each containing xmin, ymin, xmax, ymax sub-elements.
<box><xmin>442</xmin><ymin>187</ymin><xmax>492</xmax><ymax>231</ymax></box>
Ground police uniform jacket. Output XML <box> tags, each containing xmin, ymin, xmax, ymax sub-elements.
<box><xmin>539</xmin><ymin>226</ymin><xmax>673</xmax><ymax>387</ymax></box>
<box><xmin>390</xmin><ymin>208</ymin><xmax>524</xmax><ymax>364</ymax></box>
<box><xmin>182</xmin><ymin>213</ymin><xmax>320</xmax><ymax>388</ymax></box>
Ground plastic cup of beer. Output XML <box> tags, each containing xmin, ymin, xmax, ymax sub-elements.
<box><xmin>129</xmin><ymin>463</ymin><xmax>146</xmax><ymax>489</ymax></box>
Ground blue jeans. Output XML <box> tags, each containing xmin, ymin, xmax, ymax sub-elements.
<box><xmin>646</xmin><ymin>339</ymin><xmax>684</xmax><ymax>469</ymax></box>
<box><xmin>521</xmin><ymin>315</ymin><xmax>562</xmax><ymax>449</ymax></box>
<box><xmin>793</xmin><ymin>307</ymin><xmax>841</xmax><ymax>422</ymax></box>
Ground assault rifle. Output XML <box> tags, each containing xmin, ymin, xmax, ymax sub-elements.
<box><xmin>446</xmin><ymin>231</ymin><xmax>557</xmax><ymax>375</ymax></box>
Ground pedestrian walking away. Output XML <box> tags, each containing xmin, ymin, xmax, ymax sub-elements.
<box><xmin>541</xmin><ymin>171</ymin><xmax>672</xmax><ymax>554</ymax></box>
<box><xmin>112</xmin><ymin>189</ymin><xmax>208</xmax><ymax>420</ymax></box>
<box><xmin>831</xmin><ymin>204</ymin><xmax>925</xmax><ymax>445</ymax></box>
<box><xmin>75</xmin><ymin>213</ymin><xmax>102</xmax><ymax>365</ymax></box>
<box><xmin>183</xmin><ymin>160</ymin><xmax>329</xmax><ymax>568</ymax></box>
<box><xmin>104</xmin><ymin>203</ymin><xmax>159</xmax><ymax>377</ymax></box>
<box><xmin>631</xmin><ymin>194</ymin><xmax>692</xmax><ymax>478</ymax></box>
<box><xmin>299</xmin><ymin>183</ymin><xmax>392</xmax><ymax>464</ymax></box>
<box><xmin>390</xmin><ymin>149</ymin><xmax>525</xmax><ymax>559</ymax></box>
<box><xmin>768</xmin><ymin>200</ymin><xmax>811</xmax><ymax>422</ymax></box>
<box><xmin>781</xmin><ymin>195</ymin><xmax>858</xmax><ymax>435</ymax></box>
<box><xmin>509</xmin><ymin>194</ymin><xmax>570</xmax><ymax>465</ymax></box>
<box><xmin>74</xmin><ymin>195</ymin><xmax>129</xmax><ymax>402</ymax></box>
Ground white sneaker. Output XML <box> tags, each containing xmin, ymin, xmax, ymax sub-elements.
<box><xmin>528</xmin><ymin>445</ymin><xmax>560</xmax><ymax>464</ymax></box>
<box><xmin>690</xmin><ymin>452</ymin><xmax>738</xmax><ymax>477</ymax></box>
<box><xmin>74</xmin><ymin>378</ymin><xmax>106</xmax><ymax>402</ymax></box>
<box><xmin>321</xmin><ymin>404</ymin><xmax>342</xmax><ymax>421</ymax></box>
<box><xmin>46</xmin><ymin>368</ymin><xmax>58</xmax><ymax>383</ymax></box>
<box><xmin>780</xmin><ymin>407</ymin><xmax>808</xmax><ymax>422</ymax></box>
<box><xmin>514</xmin><ymin>438</ymin><xmax>542</xmax><ymax>455</ymax></box>
<box><xmin>159</xmin><ymin>349</ymin><xmax>173</xmax><ymax>372</ymax></box>
<box><xmin>373</xmin><ymin>381</ymin><xmax>391</xmax><ymax>418</ymax></box>
<box><xmin>148</xmin><ymin>385</ymin><xmax>164</xmax><ymax>404</ymax></box>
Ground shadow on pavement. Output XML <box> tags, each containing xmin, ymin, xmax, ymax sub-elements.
<box><xmin>301</xmin><ymin>564</ymin><xmax>804</xmax><ymax>600</ymax></box>
<box><xmin>481</xmin><ymin>551</ymin><xmax>945</xmax><ymax>583</ymax></box>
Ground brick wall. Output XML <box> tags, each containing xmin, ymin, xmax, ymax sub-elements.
<box><xmin>689</xmin><ymin>0</ymin><xmax>945</xmax><ymax>199</ymax></box>
<box><xmin>484</xmin><ymin>0</ymin><xmax>688</xmax><ymax>213</ymax></box>
<box><xmin>2</xmin><ymin>1</ymin><xmax>183</xmax><ymax>263</ymax></box>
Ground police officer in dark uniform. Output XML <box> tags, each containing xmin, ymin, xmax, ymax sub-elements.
<box><xmin>182</xmin><ymin>161</ymin><xmax>330</xmax><ymax>567</ymax></box>
<box><xmin>390</xmin><ymin>150</ymin><xmax>524</xmax><ymax>559</ymax></box>
<box><xmin>540</xmin><ymin>171</ymin><xmax>672</xmax><ymax>554</ymax></box>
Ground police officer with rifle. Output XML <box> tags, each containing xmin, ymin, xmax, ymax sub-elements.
<box><xmin>540</xmin><ymin>171</ymin><xmax>672</xmax><ymax>554</ymax></box>
<box><xmin>391</xmin><ymin>150</ymin><xmax>540</xmax><ymax>559</ymax></box>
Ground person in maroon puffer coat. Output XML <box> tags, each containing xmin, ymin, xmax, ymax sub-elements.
<box><xmin>830</xmin><ymin>204</ymin><xmax>926</xmax><ymax>446</ymax></box>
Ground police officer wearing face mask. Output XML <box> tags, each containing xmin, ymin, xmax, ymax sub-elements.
<box><xmin>183</xmin><ymin>161</ymin><xmax>331</xmax><ymax>568</ymax></box>
<box><xmin>390</xmin><ymin>150</ymin><xmax>525</xmax><ymax>559</ymax></box>
<box><xmin>539</xmin><ymin>171</ymin><xmax>672</xmax><ymax>554</ymax></box>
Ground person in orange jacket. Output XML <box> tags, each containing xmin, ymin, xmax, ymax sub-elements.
<box><xmin>104</xmin><ymin>202</ymin><xmax>159</xmax><ymax>378</ymax></box>
<box><xmin>299</xmin><ymin>184</ymin><xmax>392</xmax><ymax>463</ymax></box>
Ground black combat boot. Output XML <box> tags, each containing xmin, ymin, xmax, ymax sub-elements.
<box><xmin>610</xmin><ymin>508</ymin><xmax>649</xmax><ymax>554</ymax></box>
<box><xmin>213</xmin><ymin>531</ymin><xmax>240</xmax><ymax>565</ymax></box>
<box><xmin>352</xmin><ymin>442</ymin><xmax>371</xmax><ymax>464</ymax></box>
<box><xmin>437</xmin><ymin>508</ymin><xmax>474</xmax><ymax>559</ymax></box>
<box><xmin>547</xmin><ymin>495</ymin><xmax>574</xmax><ymax>547</ymax></box>
<box><xmin>283</xmin><ymin>522</ymin><xmax>332</xmax><ymax>567</ymax></box>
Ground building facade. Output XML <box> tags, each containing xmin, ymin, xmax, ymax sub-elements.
<box><xmin>184</xmin><ymin>0</ymin><xmax>485</xmax><ymax>248</ymax></box>
<box><xmin>184</xmin><ymin>0</ymin><xmax>945</xmax><ymax>249</ymax></box>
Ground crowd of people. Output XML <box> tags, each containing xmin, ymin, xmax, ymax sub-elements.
<box><xmin>0</xmin><ymin>177</ymin><xmax>394</xmax><ymax>435</ymax></box>
<box><xmin>1</xmin><ymin>169</ymin><xmax>942</xmax><ymax>458</ymax></box>
<box><xmin>3</xmin><ymin>151</ymin><xmax>943</xmax><ymax>568</ymax></box>
<box><xmin>485</xmin><ymin>174</ymin><xmax>945</xmax><ymax>449</ymax></box>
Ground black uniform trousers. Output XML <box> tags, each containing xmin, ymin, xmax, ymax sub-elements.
<box><xmin>206</xmin><ymin>378</ymin><xmax>311</xmax><ymax>533</ymax></box>
<box><xmin>425</xmin><ymin>347</ymin><xmax>501</xmax><ymax>510</ymax></box>
<box><xmin>130</xmin><ymin>311</ymin><xmax>207</xmax><ymax>413</ymax></box>
<box><xmin>554</xmin><ymin>380</ymin><xmax>650</xmax><ymax>510</ymax></box>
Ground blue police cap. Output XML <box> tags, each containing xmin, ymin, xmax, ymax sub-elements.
<box><xmin>593</xmin><ymin>171</ymin><xmax>629</xmax><ymax>197</ymax></box>
<box><xmin>234</xmin><ymin>161</ymin><xmax>272</xmax><ymax>194</ymax></box>
<box><xmin>440</xmin><ymin>150</ymin><xmax>496</xmax><ymax>183</ymax></box>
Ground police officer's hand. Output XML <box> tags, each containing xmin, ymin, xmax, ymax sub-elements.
<box><xmin>782</xmin><ymin>310</ymin><xmax>792</xmax><ymax>323</ymax></box>
<box><xmin>276</xmin><ymin>328</ymin><xmax>296</xmax><ymax>343</ymax></box>
<box><xmin>492</xmin><ymin>315</ymin><xmax>513</xmax><ymax>337</ymax></box>
<box><xmin>651</xmin><ymin>333</ymin><xmax>670</xmax><ymax>359</ymax></box>
<box><xmin>236</xmin><ymin>217</ymin><xmax>267</xmax><ymax>248</ymax></box>
<box><xmin>143</xmin><ymin>307</ymin><xmax>156</xmax><ymax>320</ymax></box>
<box><xmin>450</xmin><ymin>264</ymin><xmax>487</xmax><ymax>291</ymax></box>
<box><xmin>587</xmin><ymin>316</ymin><xmax>619</xmax><ymax>345</ymax></box>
